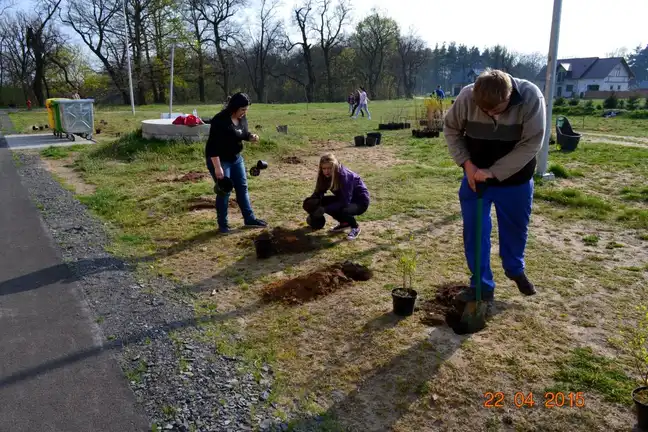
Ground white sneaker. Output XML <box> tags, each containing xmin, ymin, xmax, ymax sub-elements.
<box><xmin>347</xmin><ymin>227</ymin><xmax>361</xmax><ymax>240</ymax></box>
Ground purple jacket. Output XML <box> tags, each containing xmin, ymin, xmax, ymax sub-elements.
<box><xmin>314</xmin><ymin>165</ymin><xmax>370</xmax><ymax>213</ymax></box>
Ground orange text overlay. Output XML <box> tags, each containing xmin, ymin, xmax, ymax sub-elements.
<box><xmin>483</xmin><ymin>392</ymin><xmax>586</xmax><ymax>408</ymax></box>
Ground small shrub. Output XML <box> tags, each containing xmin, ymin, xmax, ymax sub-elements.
<box><xmin>596</xmin><ymin>104</ymin><xmax>603</xmax><ymax>110</ymax></box>
<box><xmin>554</xmin><ymin>97</ymin><xmax>566</xmax><ymax>106</ymax></box>
<box><xmin>627</xmin><ymin>96</ymin><xmax>639</xmax><ymax>111</ymax></box>
<box><xmin>549</xmin><ymin>163</ymin><xmax>572</xmax><ymax>178</ymax></box>
<box><xmin>618</xmin><ymin>100</ymin><xmax>626</xmax><ymax>109</ymax></box>
<box><xmin>582</xmin><ymin>235</ymin><xmax>600</xmax><ymax>246</ymax></box>
<box><xmin>626</xmin><ymin>110</ymin><xmax>648</xmax><ymax>119</ymax></box>
<box><xmin>603</xmin><ymin>93</ymin><xmax>618</xmax><ymax>109</ymax></box>
<box><xmin>568</xmin><ymin>98</ymin><xmax>580</xmax><ymax>106</ymax></box>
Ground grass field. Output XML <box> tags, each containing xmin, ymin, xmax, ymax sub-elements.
<box><xmin>5</xmin><ymin>99</ymin><xmax>648</xmax><ymax>138</ymax></box>
<box><xmin>10</xmin><ymin>100</ymin><xmax>648</xmax><ymax>431</ymax></box>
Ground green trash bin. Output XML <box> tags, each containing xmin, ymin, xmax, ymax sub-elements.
<box><xmin>52</xmin><ymin>100</ymin><xmax>63</xmax><ymax>136</ymax></box>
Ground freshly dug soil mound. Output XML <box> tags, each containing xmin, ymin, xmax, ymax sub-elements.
<box><xmin>175</xmin><ymin>171</ymin><xmax>208</xmax><ymax>182</ymax></box>
<box><xmin>261</xmin><ymin>262</ymin><xmax>372</xmax><ymax>304</ymax></box>
<box><xmin>269</xmin><ymin>227</ymin><xmax>319</xmax><ymax>254</ymax></box>
<box><xmin>420</xmin><ymin>284</ymin><xmax>466</xmax><ymax>327</ymax></box>
<box><xmin>281</xmin><ymin>156</ymin><xmax>303</xmax><ymax>164</ymax></box>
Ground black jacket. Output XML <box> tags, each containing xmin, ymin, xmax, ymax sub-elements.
<box><xmin>205</xmin><ymin>110</ymin><xmax>252</xmax><ymax>162</ymax></box>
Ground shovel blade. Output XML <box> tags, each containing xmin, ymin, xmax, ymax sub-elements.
<box><xmin>452</xmin><ymin>301</ymin><xmax>488</xmax><ymax>335</ymax></box>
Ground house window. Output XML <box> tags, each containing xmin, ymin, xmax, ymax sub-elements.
<box><xmin>587</xmin><ymin>85</ymin><xmax>600</xmax><ymax>91</ymax></box>
<box><xmin>618</xmin><ymin>85</ymin><xmax>621</xmax><ymax>90</ymax></box>
<box><xmin>610</xmin><ymin>85</ymin><xmax>614</xmax><ymax>90</ymax></box>
<box><xmin>566</xmin><ymin>85</ymin><xmax>574</xmax><ymax>92</ymax></box>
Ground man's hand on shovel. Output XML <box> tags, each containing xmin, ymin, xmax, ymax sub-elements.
<box><xmin>474</xmin><ymin>168</ymin><xmax>494</xmax><ymax>183</ymax></box>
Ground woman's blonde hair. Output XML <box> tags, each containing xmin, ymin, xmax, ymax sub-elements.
<box><xmin>315</xmin><ymin>153</ymin><xmax>341</xmax><ymax>193</ymax></box>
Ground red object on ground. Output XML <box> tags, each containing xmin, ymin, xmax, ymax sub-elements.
<box><xmin>171</xmin><ymin>115</ymin><xmax>203</xmax><ymax>126</ymax></box>
<box><xmin>183</xmin><ymin>114</ymin><xmax>203</xmax><ymax>126</ymax></box>
<box><xmin>26</xmin><ymin>99</ymin><xmax>32</xmax><ymax>110</ymax></box>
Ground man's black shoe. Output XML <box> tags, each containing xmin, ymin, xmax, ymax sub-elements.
<box><xmin>507</xmin><ymin>272</ymin><xmax>536</xmax><ymax>296</ymax></box>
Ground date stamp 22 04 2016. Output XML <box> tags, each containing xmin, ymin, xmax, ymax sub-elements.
<box><xmin>483</xmin><ymin>392</ymin><xmax>586</xmax><ymax>409</ymax></box>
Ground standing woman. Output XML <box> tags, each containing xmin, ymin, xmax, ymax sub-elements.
<box><xmin>205</xmin><ymin>92</ymin><xmax>267</xmax><ymax>233</ymax></box>
<box><xmin>352</xmin><ymin>87</ymin><xmax>371</xmax><ymax>120</ymax></box>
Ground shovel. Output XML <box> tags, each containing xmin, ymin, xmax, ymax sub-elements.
<box><xmin>458</xmin><ymin>181</ymin><xmax>488</xmax><ymax>334</ymax></box>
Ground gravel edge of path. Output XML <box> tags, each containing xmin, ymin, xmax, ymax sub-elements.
<box><xmin>13</xmin><ymin>151</ymin><xmax>285</xmax><ymax>432</ymax></box>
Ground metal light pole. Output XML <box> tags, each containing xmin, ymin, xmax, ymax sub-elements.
<box><xmin>169</xmin><ymin>41</ymin><xmax>175</xmax><ymax>117</ymax></box>
<box><xmin>122</xmin><ymin>0</ymin><xmax>135</xmax><ymax>115</ymax></box>
<box><xmin>536</xmin><ymin>0</ymin><xmax>563</xmax><ymax>180</ymax></box>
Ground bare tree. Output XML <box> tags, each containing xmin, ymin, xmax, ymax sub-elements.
<box><xmin>397</xmin><ymin>30</ymin><xmax>428</xmax><ymax>98</ymax></box>
<box><xmin>184</xmin><ymin>0</ymin><xmax>210</xmax><ymax>102</ymax></box>
<box><xmin>353</xmin><ymin>10</ymin><xmax>399</xmax><ymax>98</ymax></box>
<box><xmin>61</xmin><ymin>0</ymin><xmax>131</xmax><ymax>105</ymax></box>
<box><xmin>314</xmin><ymin>0</ymin><xmax>350</xmax><ymax>101</ymax></box>
<box><xmin>286</xmin><ymin>0</ymin><xmax>316</xmax><ymax>102</ymax></box>
<box><xmin>197</xmin><ymin>0</ymin><xmax>245</xmax><ymax>98</ymax></box>
<box><xmin>0</xmin><ymin>0</ymin><xmax>14</xmax><ymax>16</ymax></box>
<box><xmin>26</xmin><ymin>0</ymin><xmax>63</xmax><ymax>106</ymax></box>
<box><xmin>237</xmin><ymin>0</ymin><xmax>282</xmax><ymax>102</ymax></box>
<box><xmin>0</xmin><ymin>13</ymin><xmax>35</xmax><ymax>103</ymax></box>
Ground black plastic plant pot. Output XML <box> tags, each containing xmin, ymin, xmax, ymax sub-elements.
<box><xmin>214</xmin><ymin>177</ymin><xmax>234</xmax><ymax>196</ymax></box>
<box><xmin>366</xmin><ymin>132</ymin><xmax>381</xmax><ymax>145</ymax></box>
<box><xmin>307</xmin><ymin>214</ymin><xmax>326</xmax><ymax>230</ymax></box>
<box><xmin>391</xmin><ymin>288</ymin><xmax>418</xmax><ymax>317</ymax></box>
<box><xmin>354</xmin><ymin>135</ymin><xmax>365</xmax><ymax>146</ymax></box>
<box><xmin>633</xmin><ymin>387</ymin><xmax>648</xmax><ymax>430</ymax></box>
<box><xmin>412</xmin><ymin>129</ymin><xmax>418</xmax><ymax>137</ymax></box>
<box><xmin>250</xmin><ymin>167</ymin><xmax>261</xmax><ymax>176</ymax></box>
<box><xmin>378</xmin><ymin>124</ymin><xmax>387</xmax><ymax>130</ymax></box>
<box><xmin>365</xmin><ymin>136</ymin><xmax>377</xmax><ymax>147</ymax></box>
<box><xmin>254</xmin><ymin>237</ymin><xmax>273</xmax><ymax>259</ymax></box>
<box><xmin>256</xmin><ymin>160</ymin><xmax>269</xmax><ymax>170</ymax></box>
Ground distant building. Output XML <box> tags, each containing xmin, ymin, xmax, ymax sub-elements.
<box><xmin>448</xmin><ymin>67</ymin><xmax>484</xmax><ymax>96</ymax></box>
<box><xmin>535</xmin><ymin>57</ymin><xmax>634</xmax><ymax>98</ymax></box>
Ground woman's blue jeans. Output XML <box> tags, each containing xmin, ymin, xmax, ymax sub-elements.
<box><xmin>206</xmin><ymin>155</ymin><xmax>255</xmax><ymax>227</ymax></box>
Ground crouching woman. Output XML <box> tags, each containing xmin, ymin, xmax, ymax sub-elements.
<box><xmin>305</xmin><ymin>153</ymin><xmax>370</xmax><ymax>240</ymax></box>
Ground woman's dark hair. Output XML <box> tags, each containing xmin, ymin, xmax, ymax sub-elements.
<box><xmin>225</xmin><ymin>92</ymin><xmax>251</xmax><ymax>114</ymax></box>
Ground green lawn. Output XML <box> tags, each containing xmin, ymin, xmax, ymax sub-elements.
<box><xmin>10</xmin><ymin>100</ymin><xmax>648</xmax><ymax>431</ymax></box>
<box><xmin>4</xmin><ymin>99</ymin><xmax>648</xmax><ymax>138</ymax></box>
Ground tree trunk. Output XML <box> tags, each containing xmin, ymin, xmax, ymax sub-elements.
<box><xmin>144</xmin><ymin>37</ymin><xmax>163</xmax><ymax>103</ymax></box>
<box><xmin>132</xmin><ymin>3</ymin><xmax>146</xmax><ymax>105</ymax></box>
<box><xmin>323</xmin><ymin>48</ymin><xmax>334</xmax><ymax>101</ymax></box>
<box><xmin>303</xmin><ymin>47</ymin><xmax>315</xmax><ymax>102</ymax></box>
<box><xmin>214</xmin><ymin>32</ymin><xmax>230</xmax><ymax>98</ymax></box>
<box><xmin>43</xmin><ymin>75</ymin><xmax>50</xmax><ymax>99</ymax></box>
<box><xmin>197</xmin><ymin>51</ymin><xmax>205</xmax><ymax>102</ymax></box>
<box><xmin>32</xmin><ymin>53</ymin><xmax>45</xmax><ymax>107</ymax></box>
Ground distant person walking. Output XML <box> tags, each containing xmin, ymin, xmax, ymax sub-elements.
<box><xmin>435</xmin><ymin>85</ymin><xmax>445</xmax><ymax>99</ymax></box>
<box><xmin>347</xmin><ymin>93</ymin><xmax>355</xmax><ymax>114</ymax></box>
<box><xmin>352</xmin><ymin>87</ymin><xmax>371</xmax><ymax>120</ymax></box>
<box><xmin>349</xmin><ymin>90</ymin><xmax>363</xmax><ymax>118</ymax></box>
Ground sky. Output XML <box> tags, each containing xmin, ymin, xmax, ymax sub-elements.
<box><xmin>277</xmin><ymin>0</ymin><xmax>647</xmax><ymax>59</ymax></box>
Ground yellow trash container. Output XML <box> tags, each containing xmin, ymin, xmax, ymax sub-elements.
<box><xmin>46</xmin><ymin>98</ymin><xmax>70</xmax><ymax>132</ymax></box>
<box><xmin>46</xmin><ymin>98</ymin><xmax>56</xmax><ymax>130</ymax></box>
